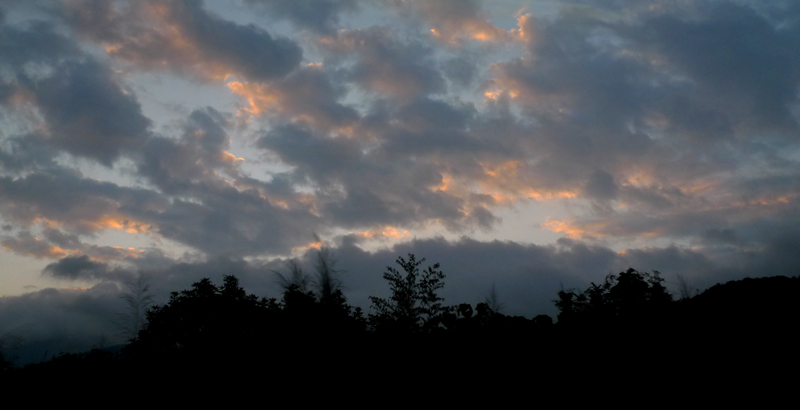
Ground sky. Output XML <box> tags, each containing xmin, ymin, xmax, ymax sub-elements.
<box><xmin>1</xmin><ymin>0</ymin><xmax>800</xmax><ymax>357</ymax></box>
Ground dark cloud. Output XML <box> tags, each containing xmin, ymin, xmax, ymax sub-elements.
<box><xmin>170</xmin><ymin>0</ymin><xmax>303</xmax><ymax>81</ymax></box>
<box><xmin>257</xmin><ymin>122</ymin><xmax>479</xmax><ymax>230</ymax></box>
<box><xmin>0</xmin><ymin>169</ymin><xmax>167</xmax><ymax>234</ymax></box>
<box><xmin>42</xmin><ymin>255</ymin><xmax>110</xmax><ymax>280</ymax></box>
<box><xmin>0</xmin><ymin>19</ymin><xmax>80</xmax><ymax>69</ymax></box>
<box><xmin>28</xmin><ymin>58</ymin><xmax>151</xmax><ymax>166</ymax></box>
<box><xmin>151</xmin><ymin>192</ymin><xmax>320</xmax><ymax>256</ymax></box>
<box><xmin>0</xmin><ymin>231</ymin><xmax>68</xmax><ymax>259</ymax></box>
<box><xmin>331</xmin><ymin>235</ymin><xmax>776</xmax><ymax>318</ymax></box>
<box><xmin>638</xmin><ymin>2</ymin><xmax>800</xmax><ymax>132</ymax></box>
<box><xmin>228</xmin><ymin>64</ymin><xmax>360</xmax><ymax>131</ymax></box>
<box><xmin>63</xmin><ymin>0</ymin><xmax>303</xmax><ymax>81</ymax></box>
<box><xmin>245</xmin><ymin>0</ymin><xmax>358</xmax><ymax>33</ymax></box>
<box><xmin>320</xmin><ymin>27</ymin><xmax>446</xmax><ymax>101</ymax></box>
<box><xmin>137</xmin><ymin>108</ymin><xmax>238</xmax><ymax>194</ymax></box>
<box><xmin>0</xmin><ymin>283</ymin><xmax>126</xmax><ymax>365</ymax></box>
<box><xmin>583</xmin><ymin>170</ymin><xmax>618</xmax><ymax>201</ymax></box>
<box><xmin>390</xmin><ymin>0</ymin><xmax>512</xmax><ymax>44</ymax></box>
<box><xmin>0</xmin><ymin>135</ymin><xmax>61</xmax><ymax>174</ymax></box>
<box><xmin>441</xmin><ymin>54</ymin><xmax>479</xmax><ymax>88</ymax></box>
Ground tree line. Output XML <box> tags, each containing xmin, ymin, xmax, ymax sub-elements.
<box><xmin>5</xmin><ymin>250</ymin><xmax>800</xmax><ymax>380</ymax></box>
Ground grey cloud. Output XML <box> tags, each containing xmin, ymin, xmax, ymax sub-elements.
<box><xmin>0</xmin><ymin>19</ymin><xmax>80</xmax><ymax>70</ymax></box>
<box><xmin>0</xmin><ymin>135</ymin><xmax>61</xmax><ymax>174</ymax></box>
<box><xmin>583</xmin><ymin>170</ymin><xmax>618</xmax><ymax>201</ymax></box>
<box><xmin>335</xmin><ymin>234</ymin><xmax>800</xmax><ymax>318</ymax></box>
<box><xmin>258</xmin><ymin>123</ymin><xmax>474</xmax><ymax>229</ymax></box>
<box><xmin>333</xmin><ymin>236</ymin><xmax>690</xmax><ymax>318</ymax></box>
<box><xmin>137</xmin><ymin>108</ymin><xmax>238</xmax><ymax>194</ymax></box>
<box><xmin>390</xmin><ymin>0</ymin><xmax>509</xmax><ymax>44</ymax></box>
<box><xmin>0</xmin><ymin>231</ymin><xmax>66</xmax><ymax>259</ymax></box>
<box><xmin>322</xmin><ymin>27</ymin><xmax>446</xmax><ymax>101</ymax></box>
<box><xmin>441</xmin><ymin>54</ymin><xmax>479</xmax><ymax>88</ymax></box>
<box><xmin>63</xmin><ymin>0</ymin><xmax>302</xmax><ymax>82</ymax></box>
<box><xmin>0</xmin><ymin>169</ymin><xmax>168</xmax><ymax>234</ymax></box>
<box><xmin>0</xmin><ymin>227</ymin><xmax>147</xmax><ymax>263</ymax></box>
<box><xmin>638</xmin><ymin>3</ymin><xmax>800</xmax><ymax>132</ymax></box>
<box><xmin>245</xmin><ymin>0</ymin><xmax>358</xmax><ymax>33</ymax></box>
<box><xmin>185</xmin><ymin>107</ymin><xmax>228</xmax><ymax>152</ymax></box>
<box><xmin>0</xmin><ymin>283</ymin><xmax>127</xmax><ymax>365</ymax></box>
<box><xmin>241</xmin><ymin>65</ymin><xmax>360</xmax><ymax>131</ymax></box>
<box><xmin>42</xmin><ymin>255</ymin><xmax>110</xmax><ymax>280</ymax></box>
<box><xmin>171</xmin><ymin>0</ymin><xmax>302</xmax><ymax>81</ymax></box>
<box><xmin>257</xmin><ymin>123</ymin><xmax>362</xmax><ymax>186</ymax></box>
<box><xmin>30</xmin><ymin>58</ymin><xmax>151</xmax><ymax>166</ymax></box>
<box><xmin>481</xmin><ymin>3</ymin><xmax>800</xmax><ymax>228</ymax></box>
<box><xmin>151</xmin><ymin>188</ymin><xmax>321</xmax><ymax>256</ymax></box>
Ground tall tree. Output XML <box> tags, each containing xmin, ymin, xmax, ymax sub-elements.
<box><xmin>369</xmin><ymin>254</ymin><xmax>450</xmax><ymax>333</ymax></box>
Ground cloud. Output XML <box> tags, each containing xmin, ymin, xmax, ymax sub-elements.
<box><xmin>391</xmin><ymin>0</ymin><xmax>521</xmax><ymax>45</ymax></box>
<box><xmin>228</xmin><ymin>64</ymin><xmax>360</xmax><ymax>130</ymax></box>
<box><xmin>1</xmin><ymin>231</ymin><xmax>69</xmax><ymax>259</ymax></box>
<box><xmin>636</xmin><ymin>2</ymin><xmax>800</xmax><ymax>132</ymax></box>
<box><xmin>245</xmin><ymin>0</ymin><xmax>358</xmax><ymax>33</ymax></box>
<box><xmin>136</xmin><ymin>107</ymin><xmax>241</xmax><ymax>194</ymax></box>
<box><xmin>0</xmin><ymin>168</ymin><xmax>166</xmax><ymax>235</ymax></box>
<box><xmin>0</xmin><ymin>283</ymin><xmax>126</xmax><ymax>364</ymax></box>
<box><xmin>149</xmin><ymin>192</ymin><xmax>321</xmax><ymax>256</ymax></box>
<box><xmin>0</xmin><ymin>227</ymin><xmax>144</xmax><ymax>263</ymax></box>
<box><xmin>26</xmin><ymin>58</ymin><xmax>151</xmax><ymax>166</ymax></box>
<box><xmin>257</xmin><ymin>122</ymin><xmax>484</xmax><ymax>230</ymax></box>
<box><xmin>583</xmin><ymin>170</ymin><xmax>618</xmax><ymax>201</ymax></box>
<box><xmin>319</xmin><ymin>27</ymin><xmax>446</xmax><ymax>101</ymax></box>
<box><xmin>42</xmin><ymin>255</ymin><xmax>110</xmax><ymax>280</ymax></box>
<box><xmin>63</xmin><ymin>0</ymin><xmax>303</xmax><ymax>81</ymax></box>
<box><xmin>0</xmin><ymin>19</ymin><xmax>80</xmax><ymax>70</ymax></box>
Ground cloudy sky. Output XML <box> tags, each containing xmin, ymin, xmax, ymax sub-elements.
<box><xmin>1</xmin><ymin>0</ymin><xmax>799</xmax><ymax>354</ymax></box>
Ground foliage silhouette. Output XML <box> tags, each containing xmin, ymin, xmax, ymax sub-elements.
<box><xmin>369</xmin><ymin>253</ymin><xmax>451</xmax><ymax>334</ymax></box>
<box><xmin>313</xmin><ymin>242</ymin><xmax>342</xmax><ymax>302</ymax></box>
<box><xmin>555</xmin><ymin>268</ymin><xmax>672</xmax><ymax>328</ymax></box>
<box><xmin>273</xmin><ymin>259</ymin><xmax>310</xmax><ymax>293</ymax></box>
<box><xmin>126</xmin><ymin>275</ymin><xmax>272</xmax><ymax>368</ymax></box>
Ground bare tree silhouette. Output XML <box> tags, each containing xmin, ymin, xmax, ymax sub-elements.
<box><xmin>116</xmin><ymin>275</ymin><xmax>154</xmax><ymax>342</ymax></box>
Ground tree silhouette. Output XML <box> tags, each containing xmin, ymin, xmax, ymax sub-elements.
<box><xmin>555</xmin><ymin>268</ymin><xmax>672</xmax><ymax>328</ymax></box>
<box><xmin>313</xmin><ymin>243</ymin><xmax>341</xmax><ymax>302</ymax></box>
<box><xmin>273</xmin><ymin>259</ymin><xmax>310</xmax><ymax>293</ymax></box>
<box><xmin>126</xmin><ymin>275</ymin><xmax>270</xmax><ymax>367</ymax></box>
<box><xmin>484</xmin><ymin>283</ymin><xmax>505</xmax><ymax>313</ymax></box>
<box><xmin>116</xmin><ymin>275</ymin><xmax>154</xmax><ymax>342</ymax></box>
<box><xmin>369</xmin><ymin>254</ymin><xmax>450</xmax><ymax>333</ymax></box>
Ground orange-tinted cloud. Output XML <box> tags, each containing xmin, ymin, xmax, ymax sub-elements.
<box><xmin>0</xmin><ymin>235</ymin><xmax>70</xmax><ymax>259</ymax></box>
<box><xmin>82</xmin><ymin>215</ymin><xmax>153</xmax><ymax>234</ymax></box>
<box><xmin>399</xmin><ymin>0</ymin><xmax>533</xmax><ymax>46</ymax></box>
<box><xmin>291</xmin><ymin>240</ymin><xmax>323</xmax><ymax>255</ymax></box>
<box><xmin>541</xmin><ymin>217</ymin><xmax>608</xmax><ymax>239</ymax></box>
<box><xmin>352</xmin><ymin>226</ymin><xmax>411</xmax><ymax>240</ymax></box>
<box><xmin>227</xmin><ymin>64</ymin><xmax>359</xmax><ymax>130</ymax></box>
<box><xmin>64</xmin><ymin>0</ymin><xmax>302</xmax><ymax>82</ymax></box>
